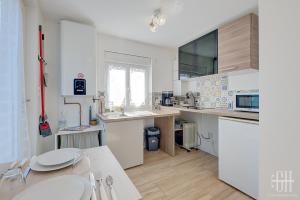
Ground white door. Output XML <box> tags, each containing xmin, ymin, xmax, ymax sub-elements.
<box><xmin>218</xmin><ymin>117</ymin><xmax>259</xmax><ymax>199</ymax></box>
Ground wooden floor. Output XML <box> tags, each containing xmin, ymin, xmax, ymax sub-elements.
<box><xmin>126</xmin><ymin>147</ymin><xmax>253</xmax><ymax>200</ymax></box>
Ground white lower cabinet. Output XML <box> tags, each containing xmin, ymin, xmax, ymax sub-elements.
<box><xmin>218</xmin><ymin>117</ymin><xmax>259</xmax><ymax>199</ymax></box>
<box><xmin>105</xmin><ymin>120</ymin><xmax>144</xmax><ymax>169</ymax></box>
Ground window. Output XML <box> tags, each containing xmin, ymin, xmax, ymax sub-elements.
<box><xmin>107</xmin><ymin>66</ymin><xmax>126</xmax><ymax>107</ymax></box>
<box><xmin>106</xmin><ymin>62</ymin><xmax>150</xmax><ymax>109</ymax></box>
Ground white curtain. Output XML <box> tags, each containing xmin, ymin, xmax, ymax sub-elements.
<box><xmin>107</xmin><ymin>64</ymin><xmax>126</xmax><ymax>107</ymax></box>
<box><xmin>0</xmin><ymin>0</ymin><xmax>31</xmax><ymax>163</ymax></box>
<box><xmin>60</xmin><ymin>132</ymin><xmax>100</xmax><ymax>149</ymax></box>
<box><xmin>130</xmin><ymin>67</ymin><xmax>146</xmax><ymax>107</ymax></box>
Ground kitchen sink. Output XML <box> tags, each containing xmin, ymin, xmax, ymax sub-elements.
<box><xmin>125</xmin><ymin>111</ymin><xmax>158</xmax><ymax>117</ymax></box>
<box><xmin>102</xmin><ymin>112</ymin><xmax>128</xmax><ymax>119</ymax></box>
<box><xmin>102</xmin><ymin>111</ymin><xmax>158</xmax><ymax>119</ymax></box>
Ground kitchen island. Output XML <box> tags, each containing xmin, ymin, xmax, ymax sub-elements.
<box><xmin>98</xmin><ymin>109</ymin><xmax>180</xmax><ymax>169</ymax></box>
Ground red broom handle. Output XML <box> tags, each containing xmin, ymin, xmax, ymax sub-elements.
<box><xmin>39</xmin><ymin>25</ymin><xmax>45</xmax><ymax>119</ymax></box>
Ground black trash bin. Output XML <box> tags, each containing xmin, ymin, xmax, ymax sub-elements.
<box><xmin>145</xmin><ymin>127</ymin><xmax>160</xmax><ymax>151</ymax></box>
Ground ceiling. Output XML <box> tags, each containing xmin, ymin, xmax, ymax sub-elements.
<box><xmin>39</xmin><ymin>0</ymin><xmax>258</xmax><ymax>48</ymax></box>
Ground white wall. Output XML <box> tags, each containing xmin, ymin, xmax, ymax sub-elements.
<box><xmin>42</xmin><ymin>19</ymin><xmax>60</xmax><ymax>152</ymax></box>
<box><xmin>228</xmin><ymin>71</ymin><xmax>259</xmax><ymax>91</ymax></box>
<box><xmin>23</xmin><ymin>0</ymin><xmax>46</xmax><ymax>155</ymax></box>
<box><xmin>259</xmin><ymin>0</ymin><xmax>300</xmax><ymax>198</ymax></box>
<box><xmin>28</xmin><ymin>20</ymin><xmax>176</xmax><ymax>152</ymax></box>
<box><xmin>43</xmin><ymin>19</ymin><xmax>99</xmax><ymax>142</ymax></box>
<box><xmin>98</xmin><ymin>33</ymin><xmax>176</xmax><ymax>92</ymax></box>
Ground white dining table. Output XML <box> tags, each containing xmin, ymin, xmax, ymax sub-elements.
<box><xmin>0</xmin><ymin>146</ymin><xmax>142</xmax><ymax>200</ymax></box>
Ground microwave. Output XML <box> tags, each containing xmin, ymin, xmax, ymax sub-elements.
<box><xmin>233</xmin><ymin>91</ymin><xmax>259</xmax><ymax>113</ymax></box>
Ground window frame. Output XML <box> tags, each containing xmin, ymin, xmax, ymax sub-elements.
<box><xmin>105</xmin><ymin>61</ymin><xmax>151</xmax><ymax>111</ymax></box>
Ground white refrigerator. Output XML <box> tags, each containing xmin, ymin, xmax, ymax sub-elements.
<box><xmin>218</xmin><ymin>117</ymin><xmax>259</xmax><ymax>199</ymax></box>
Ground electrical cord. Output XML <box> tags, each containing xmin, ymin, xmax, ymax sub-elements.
<box><xmin>201</xmin><ymin>133</ymin><xmax>211</xmax><ymax>140</ymax></box>
<box><xmin>192</xmin><ymin>131</ymin><xmax>202</xmax><ymax>149</ymax></box>
<box><xmin>193</xmin><ymin>130</ymin><xmax>217</xmax><ymax>155</ymax></box>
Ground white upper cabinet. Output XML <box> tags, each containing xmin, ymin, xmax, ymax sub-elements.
<box><xmin>60</xmin><ymin>20</ymin><xmax>96</xmax><ymax>96</ymax></box>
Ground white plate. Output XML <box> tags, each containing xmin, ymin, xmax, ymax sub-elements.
<box><xmin>30</xmin><ymin>152</ymin><xmax>81</xmax><ymax>172</ymax></box>
<box><xmin>12</xmin><ymin>175</ymin><xmax>88</xmax><ymax>200</ymax></box>
<box><xmin>37</xmin><ymin>148</ymin><xmax>80</xmax><ymax>166</ymax></box>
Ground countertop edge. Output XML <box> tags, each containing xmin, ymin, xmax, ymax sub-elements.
<box><xmin>97</xmin><ymin>111</ymin><xmax>180</xmax><ymax>123</ymax></box>
<box><xmin>163</xmin><ymin>106</ymin><xmax>259</xmax><ymax>121</ymax></box>
<box><xmin>98</xmin><ymin>106</ymin><xmax>259</xmax><ymax>123</ymax></box>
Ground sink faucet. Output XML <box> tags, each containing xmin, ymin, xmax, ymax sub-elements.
<box><xmin>153</xmin><ymin>97</ymin><xmax>161</xmax><ymax>110</ymax></box>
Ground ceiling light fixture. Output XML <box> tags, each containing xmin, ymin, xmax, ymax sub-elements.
<box><xmin>149</xmin><ymin>9</ymin><xmax>166</xmax><ymax>32</ymax></box>
<box><xmin>149</xmin><ymin>21</ymin><xmax>157</xmax><ymax>32</ymax></box>
<box><xmin>153</xmin><ymin>9</ymin><xmax>166</xmax><ymax>26</ymax></box>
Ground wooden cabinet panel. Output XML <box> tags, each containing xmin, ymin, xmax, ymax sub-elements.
<box><xmin>154</xmin><ymin>116</ymin><xmax>175</xmax><ymax>156</ymax></box>
<box><xmin>218</xmin><ymin>14</ymin><xmax>259</xmax><ymax>73</ymax></box>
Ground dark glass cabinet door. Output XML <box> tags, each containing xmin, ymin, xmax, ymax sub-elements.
<box><xmin>179</xmin><ymin>30</ymin><xmax>218</xmax><ymax>79</ymax></box>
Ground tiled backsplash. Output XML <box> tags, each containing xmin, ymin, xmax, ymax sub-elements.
<box><xmin>152</xmin><ymin>74</ymin><xmax>229</xmax><ymax>109</ymax></box>
<box><xmin>153</xmin><ymin>72</ymin><xmax>259</xmax><ymax>109</ymax></box>
<box><xmin>184</xmin><ymin>74</ymin><xmax>229</xmax><ymax>108</ymax></box>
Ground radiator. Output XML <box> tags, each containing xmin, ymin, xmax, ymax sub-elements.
<box><xmin>183</xmin><ymin>123</ymin><xmax>196</xmax><ymax>150</ymax></box>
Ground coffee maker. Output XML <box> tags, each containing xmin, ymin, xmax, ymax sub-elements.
<box><xmin>162</xmin><ymin>91</ymin><xmax>173</xmax><ymax>106</ymax></box>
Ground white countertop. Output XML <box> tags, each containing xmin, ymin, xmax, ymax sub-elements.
<box><xmin>98</xmin><ymin>106</ymin><xmax>259</xmax><ymax>123</ymax></box>
<box><xmin>98</xmin><ymin>109</ymin><xmax>180</xmax><ymax>123</ymax></box>
<box><xmin>163</xmin><ymin>106</ymin><xmax>259</xmax><ymax>121</ymax></box>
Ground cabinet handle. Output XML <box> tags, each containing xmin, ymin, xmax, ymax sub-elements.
<box><xmin>221</xmin><ymin>66</ymin><xmax>237</xmax><ymax>72</ymax></box>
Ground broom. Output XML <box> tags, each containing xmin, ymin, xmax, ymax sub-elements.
<box><xmin>38</xmin><ymin>25</ymin><xmax>52</xmax><ymax>137</ymax></box>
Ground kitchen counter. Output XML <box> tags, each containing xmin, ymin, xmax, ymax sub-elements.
<box><xmin>97</xmin><ymin>106</ymin><xmax>258</xmax><ymax>164</ymax></box>
<box><xmin>98</xmin><ymin>109</ymin><xmax>180</xmax><ymax>160</ymax></box>
<box><xmin>162</xmin><ymin>106</ymin><xmax>259</xmax><ymax>121</ymax></box>
<box><xmin>98</xmin><ymin>106</ymin><xmax>258</xmax><ymax>122</ymax></box>
<box><xmin>97</xmin><ymin>109</ymin><xmax>180</xmax><ymax>123</ymax></box>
